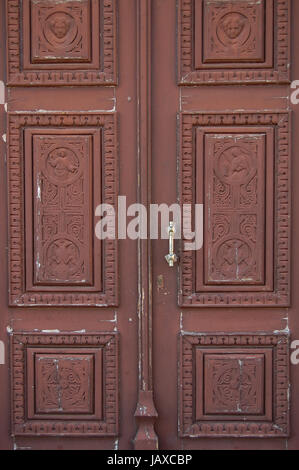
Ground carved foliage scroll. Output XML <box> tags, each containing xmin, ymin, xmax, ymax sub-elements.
<box><xmin>180</xmin><ymin>113</ymin><xmax>290</xmax><ymax>307</ymax></box>
<box><xmin>11</xmin><ymin>333</ymin><xmax>119</xmax><ymax>436</ymax></box>
<box><xmin>180</xmin><ymin>334</ymin><xmax>289</xmax><ymax>437</ymax></box>
<box><xmin>8</xmin><ymin>113</ymin><xmax>118</xmax><ymax>307</ymax></box>
<box><xmin>7</xmin><ymin>0</ymin><xmax>117</xmax><ymax>86</ymax></box>
<box><xmin>178</xmin><ymin>0</ymin><xmax>290</xmax><ymax>84</ymax></box>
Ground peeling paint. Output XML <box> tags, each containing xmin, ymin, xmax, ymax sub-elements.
<box><xmin>0</xmin><ymin>341</ymin><xmax>4</xmax><ymax>365</ymax></box>
<box><xmin>0</xmin><ymin>81</ymin><xmax>5</xmax><ymax>105</ymax></box>
<box><xmin>2</xmin><ymin>134</ymin><xmax>6</xmax><ymax>143</ymax></box>
<box><xmin>41</xmin><ymin>329</ymin><xmax>61</xmax><ymax>334</ymax></box>
<box><xmin>14</xmin><ymin>108</ymin><xmax>116</xmax><ymax>114</ymax></box>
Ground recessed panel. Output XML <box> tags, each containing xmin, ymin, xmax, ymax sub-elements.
<box><xmin>178</xmin><ymin>0</ymin><xmax>290</xmax><ymax>84</ymax></box>
<box><xmin>180</xmin><ymin>113</ymin><xmax>290</xmax><ymax>307</ymax></box>
<box><xmin>8</xmin><ymin>114</ymin><xmax>118</xmax><ymax>307</ymax></box>
<box><xmin>27</xmin><ymin>131</ymin><xmax>98</xmax><ymax>289</ymax></box>
<box><xmin>202</xmin><ymin>0</ymin><xmax>266</xmax><ymax>64</ymax></box>
<box><xmin>30</xmin><ymin>0</ymin><xmax>92</xmax><ymax>63</ymax></box>
<box><xmin>12</xmin><ymin>333</ymin><xmax>118</xmax><ymax>436</ymax></box>
<box><xmin>197</xmin><ymin>130</ymin><xmax>274</xmax><ymax>292</ymax></box>
<box><xmin>180</xmin><ymin>334</ymin><xmax>289</xmax><ymax>437</ymax></box>
<box><xmin>7</xmin><ymin>0</ymin><xmax>117</xmax><ymax>85</ymax></box>
<box><xmin>34</xmin><ymin>353</ymin><xmax>95</xmax><ymax>416</ymax></box>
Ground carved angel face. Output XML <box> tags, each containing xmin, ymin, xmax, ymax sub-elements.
<box><xmin>222</xmin><ymin>14</ymin><xmax>246</xmax><ymax>40</ymax></box>
<box><xmin>50</xmin><ymin>14</ymin><xmax>71</xmax><ymax>39</ymax></box>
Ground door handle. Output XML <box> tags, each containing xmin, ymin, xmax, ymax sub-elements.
<box><xmin>165</xmin><ymin>222</ymin><xmax>178</xmax><ymax>267</ymax></box>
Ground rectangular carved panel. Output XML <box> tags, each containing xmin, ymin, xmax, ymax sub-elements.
<box><xmin>7</xmin><ymin>0</ymin><xmax>117</xmax><ymax>86</ymax></box>
<box><xmin>180</xmin><ymin>334</ymin><xmax>289</xmax><ymax>437</ymax></box>
<box><xmin>179</xmin><ymin>113</ymin><xmax>290</xmax><ymax>307</ymax></box>
<box><xmin>12</xmin><ymin>333</ymin><xmax>118</xmax><ymax>436</ymax></box>
<box><xmin>178</xmin><ymin>0</ymin><xmax>290</xmax><ymax>84</ymax></box>
<box><xmin>8</xmin><ymin>113</ymin><xmax>118</xmax><ymax>307</ymax></box>
<box><xmin>198</xmin><ymin>130</ymin><xmax>273</xmax><ymax>291</ymax></box>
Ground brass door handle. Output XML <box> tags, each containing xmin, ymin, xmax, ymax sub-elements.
<box><xmin>165</xmin><ymin>222</ymin><xmax>178</xmax><ymax>267</ymax></box>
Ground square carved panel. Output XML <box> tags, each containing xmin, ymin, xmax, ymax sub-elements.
<box><xmin>30</xmin><ymin>0</ymin><xmax>92</xmax><ymax>64</ymax></box>
<box><xmin>178</xmin><ymin>0</ymin><xmax>290</xmax><ymax>84</ymax></box>
<box><xmin>179</xmin><ymin>113</ymin><xmax>290</xmax><ymax>307</ymax></box>
<box><xmin>8</xmin><ymin>113</ymin><xmax>118</xmax><ymax>307</ymax></box>
<box><xmin>7</xmin><ymin>0</ymin><xmax>117</xmax><ymax>86</ymax></box>
<box><xmin>179</xmin><ymin>334</ymin><xmax>289</xmax><ymax>437</ymax></box>
<box><xmin>202</xmin><ymin>0</ymin><xmax>266</xmax><ymax>64</ymax></box>
<box><xmin>11</xmin><ymin>333</ymin><xmax>119</xmax><ymax>436</ymax></box>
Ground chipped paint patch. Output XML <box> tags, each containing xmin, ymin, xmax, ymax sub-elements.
<box><xmin>0</xmin><ymin>341</ymin><xmax>4</xmax><ymax>365</ymax></box>
<box><xmin>41</xmin><ymin>329</ymin><xmax>61</xmax><ymax>334</ymax></box>
<box><xmin>0</xmin><ymin>81</ymin><xmax>5</xmax><ymax>105</ymax></box>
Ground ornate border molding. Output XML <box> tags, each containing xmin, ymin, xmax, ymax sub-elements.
<box><xmin>11</xmin><ymin>332</ymin><xmax>119</xmax><ymax>436</ymax></box>
<box><xmin>178</xmin><ymin>0</ymin><xmax>291</xmax><ymax>85</ymax></box>
<box><xmin>8</xmin><ymin>113</ymin><xmax>118</xmax><ymax>307</ymax></box>
<box><xmin>179</xmin><ymin>333</ymin><xmax>289</xmax><ymax>438</ymax></box>
<box><xmin>7</xmin><ymin>0</ymin><xmax>117</xmax><ymax>86</ymax></box>
<box><xmin>179</xmin><ymin>112</ymin><xmax>291</xmax><ymax>307</ymax></box>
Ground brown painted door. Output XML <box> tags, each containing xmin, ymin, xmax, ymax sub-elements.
<box><xmin>152</xmin><ymin>0</ymin><xmax>298</xmax><ymax>451</ymax></box>
<box><xmin>0</xmin><ymin>0</ymin><xmax>139</xmax><ymax>450</ymax></box>
<box><xmin>0</xmin><ymin>0</ymin><xmax>298</xmax><ymax>451</ymax></box>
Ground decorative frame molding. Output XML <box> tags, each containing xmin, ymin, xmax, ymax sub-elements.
<box><xmin>179</xmin><ymin>112</ymin><xmax>291</xmax><ymax>307</ymax></box>
<box><xmin>7</xmin><ymin>0</ymin><xmax>117</xmax><ymax>86</ymax></box>
<box><xmin>11</xmin><ymin>332</ymin><xmax>119</xmax><ymax>437</ymax></box>
<box><xmin>8</xmin><ymin>113</ymin><xmax>118</xmax><ymax>307</ymax></box>
<box><xmin>178</xmin><ymin>0</ymin><xmax>291</xmax><ymax>85</ymax></box>
<box><xmin>179</xmin><ymin>333</ymin><xmax>289</xmax><ymax>438</ymax></box>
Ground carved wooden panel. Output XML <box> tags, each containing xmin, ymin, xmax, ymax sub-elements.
<box><xmin>179</xmin><ymin>334</ymin><xmax>289</xmax><ymax>437</ymax></box>
<box><xmin>7</xmin><ymin>0</ymin><xmax>117</xmax><ymax>86</ymax></box>
<box><xmin>179</xmin><ymin>113</ymin><xmax>290</xmax><ymax>307</ymax></box>
<box><xmin>11</xmin><ymin>333</ymin><xmax>119</xmax><ymax>436</ymax></box>
<box><xmin>8</xmin><ymin>113</ymin><xmax>118</xmax><ymax>307</ymax></box>
<box><xmin>178</xmin><ymin>0</ymin><xmax>290</xmax><ymax>85</ymax></box>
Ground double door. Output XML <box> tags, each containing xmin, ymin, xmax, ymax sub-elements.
<box><xmin>0</xmin><ymin>0</ymin><xmax>298</xmax><ymax>450</ymax></box>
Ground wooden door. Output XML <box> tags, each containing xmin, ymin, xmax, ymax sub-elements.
<box><xmin>0</xmin><ymin>0</ymin><xmax>139</xmax><ymax>450</ymax></box>
<box><xmin>0</xmin><ymin>0</ymin><xmax>298</xmax><ymax>451</ymax></box>
<box><xmin>152</xmin><ymin>0</ymin><xmax>298</xmax><ymax>451</ymax></box>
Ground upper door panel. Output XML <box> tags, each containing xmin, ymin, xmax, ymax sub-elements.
<box><xmin>178</xmin><ymin>0</ymin><xmax>290</xmax><ymax>85</ymax></box>
<box><xmin>7</xmin><ymin>0</ymin><xmax>117</xmax><ymax>86</ymax></box>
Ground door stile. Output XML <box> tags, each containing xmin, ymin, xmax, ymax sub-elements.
<box><xmin>133</xmin><ymin>0</ymin><xmax>159</xmax><ymax>450</ymax></box>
